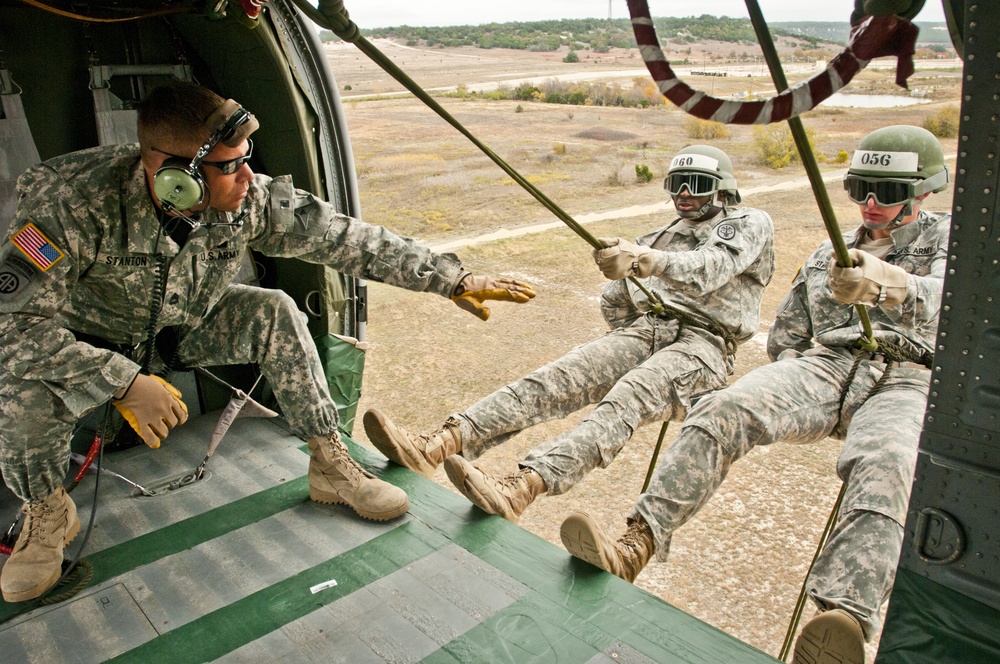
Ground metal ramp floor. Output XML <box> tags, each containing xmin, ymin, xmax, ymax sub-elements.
<box><xmin>0</xmin><ymin>411</ymin><xmax>778</xmax><ymax>663</ymax></box>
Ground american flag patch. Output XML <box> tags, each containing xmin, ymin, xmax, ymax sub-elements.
<box><xmin>12</xmin><ymin>223</ymin><xmax>64</xmax><ymax>271</ymax></box>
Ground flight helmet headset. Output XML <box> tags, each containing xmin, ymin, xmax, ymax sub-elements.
<box><xmin>152</xmin><ymin>98</ymin><xmax>259</xmax><ymax>212</ymax></box>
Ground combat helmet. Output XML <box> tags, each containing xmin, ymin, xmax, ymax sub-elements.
<box><xmin>845</xmin><ymin>125</ymin><xmax>949</xmax><ymax>209</ymax></box>
<box><xmin>665</xmin><ymin>145</ymin><xmax>741</xmax><ymax>206</ymax></box>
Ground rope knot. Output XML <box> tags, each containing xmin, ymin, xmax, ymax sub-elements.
<box><xmin>317</xmin><ymin>0</ymin><xmax>360</xmax><ymax>42</ymax></box>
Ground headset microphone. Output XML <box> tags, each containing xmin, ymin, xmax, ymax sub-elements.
<box><xmin>159</xmin><ymin>201</ymin><xmax>250</xmax><ymax>230</ymax></box>
<box><xmin>152</xmin><ymin>99</ymin><xmax>258</xmax><ymax>212</ymax></box>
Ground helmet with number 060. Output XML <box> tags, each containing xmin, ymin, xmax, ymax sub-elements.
<box><xmin>665</xmin><ymin>145</ymin><xmax>741</xmax><ymax>204</ymax></box>
<box><xmin>845</xmin><ymin>125</ymin><xmax>949</xmax><ymax>207</ymax></box>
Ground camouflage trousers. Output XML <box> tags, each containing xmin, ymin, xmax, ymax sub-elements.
<box><xmin>634</xmin><ymin>345</ymin><xmax>930</xmax><ymax>639</ymax></box>
<box><xmin>454</xmin><ymin>314</ymin><xmax>729</xmax><ymax>494</ymax></box>
<box><xmin>0</xmin><ymin>284</ymin><xmax>340</xmax><ymax>501</ymax></box>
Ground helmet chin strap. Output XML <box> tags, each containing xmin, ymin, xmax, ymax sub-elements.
<box><xmin>676</xmin><ymin>191</ymin><xmax>725</xmax><ymax>221</ymax></box>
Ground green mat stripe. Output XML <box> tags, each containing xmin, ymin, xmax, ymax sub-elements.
<box><xmin>85</xmin><ymin>477</ymin><xmax>310</xmax><ymax>585</ymax></box>
<box><xmin>108</xmin><ymin>521</ymin><xmax>440</xmax><ymax>663</ymax></box>
<box><xmin>420</xmin><ymin>591</ymin><xmax>607</xmax><ymax>663</ymax></box>
<box><xmin>0</xmin><ymin>477</ymin><xmax>310</xmax><ymax>624</ymax></box>
<box><xmin>370</xmin><ymin>452</ymin><xmax>779</xmax><ymax>664</ymax></box>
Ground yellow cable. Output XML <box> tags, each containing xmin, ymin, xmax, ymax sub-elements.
<box><xmin>17</xmin><ymin>0</ymin><xmax>189</xmax><ymax>23</ymax></box>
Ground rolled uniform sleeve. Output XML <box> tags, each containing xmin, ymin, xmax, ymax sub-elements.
<box><xmin>246</xmin><ymin>175</ymin><xmax>464</xmax><ymax>298</ymax></box>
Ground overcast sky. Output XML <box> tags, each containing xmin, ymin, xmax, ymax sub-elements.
<box><xmin>341</xmin><ymin>1</ymin><xmax>946</xmax><ymax>29</ymax></box>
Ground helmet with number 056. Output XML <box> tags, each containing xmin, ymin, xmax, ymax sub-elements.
<box><xmin>665</xmin><ymin>145</ymin><xmax>741</xmax><ymax>204</ymax></box>
<box><xmin>845</xmin><ymin>125</ymin><xmax>949</xmax><ymax>207</ymax></box>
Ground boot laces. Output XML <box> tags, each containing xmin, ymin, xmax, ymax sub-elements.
<box><xmin>325</xmin><ymin>435</ymin><xmax>369</xmax><ymax>482</ymax></box>
<box><xmin>17</xmin><ymin>496</ymin><xmax>59</xmax><ymax>549</ymax></box>
<box><xmin>620</xmin><ymin>519</ymin><xmax>649</xmax><ymax>554</ymax></box>
<box><xmin>497</xmin><ymin>467</ymin><xmax>535</xmax><ymax>490</ymax></box>
<box><xmin>412</xmin><ymin>431</ymin><xmax>438</xmax><ymax>452</ymax></box>
<box><xmin>415</xmin><ymin>423</ymin><xmax>455</xmax><ymax>454</ymax></box>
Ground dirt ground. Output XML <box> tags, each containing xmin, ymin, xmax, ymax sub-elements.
<box><xmin>325</xmin><ymin>39</ymin><xmax>960</xmax><ymax>661</ymax></box>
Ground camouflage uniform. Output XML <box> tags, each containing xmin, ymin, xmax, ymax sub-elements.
<box><xmin>0</xmin><ymin>144</ymin><xmax>464</xmax><ymax>501</ymax></box>
<box><xmin>453</xmin><ymin>207</ymin><xmax>774</xmax><ymax>494</ymax></box>
<box><xmin>634</xmin><ymin>210</ymin><xmax>950</xmax><ymax>639</ymax></box>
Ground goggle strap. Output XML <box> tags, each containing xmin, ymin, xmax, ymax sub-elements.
<box><xmin>912</xmin><ymin>168</ymin><xmax>949</xmax><ymax>197</ymax></box>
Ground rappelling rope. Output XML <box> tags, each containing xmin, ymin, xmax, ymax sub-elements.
<box><xmin>637</xmin><ymin>1</ymin><xmax>930</xmax><ymax>656</ymax></box>
<box><xmin>291</xmin><ymin>0</ymin><xmax>747</xmax><ymax>349</ymax></box>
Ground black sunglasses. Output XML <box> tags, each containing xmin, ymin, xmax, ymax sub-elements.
<box><xmin>153</xmin><ymin>139</ymin><xmax>253</xmax><ymax>175</ymax></box>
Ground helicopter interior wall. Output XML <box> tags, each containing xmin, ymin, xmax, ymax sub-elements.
<box><xmin>0</xmin><ymin>6</ymin><xmax>321</xmax><ymax>187</ymax></box>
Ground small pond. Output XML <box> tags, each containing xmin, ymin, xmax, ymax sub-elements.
<box><xmin>823</xmin><ymin>93</ymin><xmax>932</xmax><ymax>108</ymax></box>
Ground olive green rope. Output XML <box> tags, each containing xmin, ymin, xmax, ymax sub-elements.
<box><xmin>641</xmin><ymin>421</ymin><xmax>671</xmax><ymax>494</ymax></box>
<box><xmin>745</xmin><ymin>0</ymin><xmax>878</xmax><ymax>354</ymax></box>
<box><xmin>778</xmin><ymin>481</ymin><xmax>847</xmax><ymax>661</ymax></box>
<box><xmin>291</xmin><ymin>0</ymin><xmax>676</xmax><ymax>314</ymax></box>
<box><xmin>40</xmin><ymin>560</ymin><xmax>94</xmax><ymax>605</ymax></box>
<box><xmin>742</xmin><ymin>2</ymin><xmax>894</xmax><ymax>656</ymax></box>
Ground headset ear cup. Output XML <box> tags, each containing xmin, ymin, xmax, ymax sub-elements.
<box><xmin>153</xmin><ymin>158</ymin><xmax>205</xmax><ymax>211</ymax></box>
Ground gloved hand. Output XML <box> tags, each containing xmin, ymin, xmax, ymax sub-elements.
<box><xmin>592</xmin><ymin>237</ymin><xmax>658</xmax><ymax>280</ymax></box>
<box><xmin>828</xmin><ymin>248</ymin><xmax>909</xmax><ymax>307</ymax></box>
<box><xmin>450</xmin><ymin>273</ymin><xmax>536</xmax><ymax>321</ymax></box>
<box><xmin>112</xmin><ymin>374</ymin><xmax>189</xmax><ymax>449</ymax></box>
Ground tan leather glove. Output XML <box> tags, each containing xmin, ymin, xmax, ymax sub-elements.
<box><xmin>592</xmin><ymin>237</ymin><xmax>658</xmax><ymax>280</ymax></box>
<box><xmin>828</xmin><ymin>248</ymin><xmax>909</xmax><ymax>307</ymax></box>
<box><xmin>451</xmin><ymin>273</ymin><xmax>536</xmax><ymax>321</ymax></box>
<box><xmin>113</xmin><ymin>374</ymin><xmax>189</xmax><ymax>449</ymax></box>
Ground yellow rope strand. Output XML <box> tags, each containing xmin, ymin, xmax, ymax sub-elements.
<box><xmin>17</xmin><ymin>0</ymin><xmax>190</xmax><ymax>23</ymax></box>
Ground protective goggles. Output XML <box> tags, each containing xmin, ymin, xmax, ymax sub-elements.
<box><xmin>843</xmin><ymin>174</ymin><xmax>918</xmax><ymax>207</ymax></box>
<box><xmin>664</xmin><ymin>172</ymin><xmax>721</xmax><ymax>197</ymax></box>
<box><xmin>153</xmin><ymin>139</ymin><xmax>253</xmax><ymax>175</ymax></box>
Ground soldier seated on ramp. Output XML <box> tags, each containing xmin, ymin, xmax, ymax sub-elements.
<box><xmin>0</xmin><ymin>81</ymin><xmax>535</xmax><ymax>604</ymax></box>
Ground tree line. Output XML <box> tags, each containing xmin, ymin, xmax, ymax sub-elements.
<box><xmin>320</xmin><ymin>16</ymin><xmax>835</xmax><ymax>52</ymax></box>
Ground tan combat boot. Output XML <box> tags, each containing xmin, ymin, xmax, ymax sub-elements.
<box><xmin>308</xmin><ymin>433</ymin><xmax>409</xmax><ymax>521</ymax></box>
<box><xmin>1</xmin><ymin>486</ymin><xmax>81</xmax><ymax>603</ymax></box>
<box><xmin>363</xmin><ymin>408</ymin><xmax>462</xmax><ymax>479</ymax></box>
<box><xmin>560</xmin><ymin>512</ymin><xmax>655</xmax><ymax>583</ymax></box>
<box><xmin>442</xmin><ymin>455</ymin><xmax>546</xmax><ymax>524</ymax></box>
<box><xmin>792</xmin><ymin>609</ymin><xmax>866</xmax><ymax>664</ymax></box>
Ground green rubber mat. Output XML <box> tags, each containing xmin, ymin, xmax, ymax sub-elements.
<box><xmin>0</xmin><ymin>413</ymin><xmax>777</xmax><ymax>663</ymax></box>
